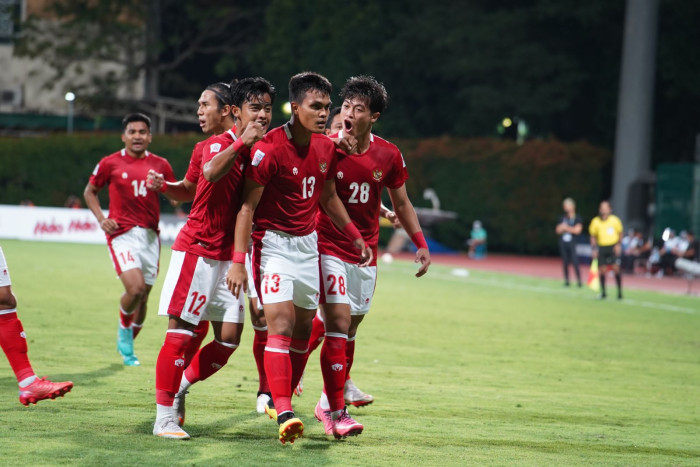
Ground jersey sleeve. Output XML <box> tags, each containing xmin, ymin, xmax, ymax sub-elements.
<box><xmin>385</xmin><ymin>149</ymin><xmax>409</xmax><ymax>189</ymax></box>
<box><xmin>201</xmin><ymin>137</ymin><xmax>227</xmax><ymax>166</ymax></box>
<box><xmin>614</xmin><ymin>217</ymin><xmax>623</xmax><ymax>236</ymax></box>
<box><xmin>589</xmin><ymin>218</ymin><xmax>599</xmax><ymax>237</ymax></box>
<box><xmin>185</xmin><ymin>143</ymin><xmax>203</xmax><ymax>183</ymax></box>
<box><xmin>246</xmin><ymin>143</ymin><xmax>277</xmax><ymax>186</ymax></box>
<box><xmin>88</xmin><ymin>156</ymin><xmax>111</xmax><ymax>188</ymax></box>
<box><xmin>161</xmin><ymin>159</ymin><xmax>177</xmax><ymax>183</ymax></box>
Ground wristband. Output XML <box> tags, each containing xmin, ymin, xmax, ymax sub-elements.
<box><xmin>342</xmin><ymin>222</ymin><xmax>362</xmax><ymax>241</ymax></box>
<box><xmin>159</xmin><ymin>182</ymin><xmax>168</xmax><ymax>193</ymax></box>
<box><xmin>233</xmin><ymin>137</ymin><xmax>247</xmax><ymax>153</ymax></box>
<box><xmin>232</xmin><ymin>251</ymin><xmax>246</xmax><ymax>264</ymax></box>
<box><xmin>411</xmin><ymin>231</ymin><xmax>429</xmax><ymax>249</ymax></box>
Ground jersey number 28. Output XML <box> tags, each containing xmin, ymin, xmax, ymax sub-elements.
<box><xmin>348</xmin><ymin>182</ymin><xmax>370</xmax><ymax>204</ymax></box>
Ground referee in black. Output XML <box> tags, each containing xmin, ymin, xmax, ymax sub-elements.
<box><xmin>555</xmin><ymin>197</ymin><xmax>583</xmax><ymax>287</ymax></box>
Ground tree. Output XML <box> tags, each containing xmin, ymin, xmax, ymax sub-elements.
<box><xmin>14</xmin><ymin>0</ymin><xmax>264</xmax><ymax>106</ymax></box>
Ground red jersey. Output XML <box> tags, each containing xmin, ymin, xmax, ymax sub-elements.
<box><xmin>184</xmin><ymin>129</ymin><xmax>236</xmax><ymax>184</ymax></box>
<box><xmin>89</xmin><ymin>149</ymin><xmax>175</xmax><ymax>240</ymax></box>
<box><xmin>247</xmin><ymin>123</ymin><xmax>337</xmax><ymax>237</ymax></box>
<box><xmin>173</xmin><ymin>129</ymin><xmax>250</xmax><ymax>260</ymax></box>
<box><xmin>317</xmin><ymin>132</ymin><xmax>408</xmax><ymax>265</ymax></box>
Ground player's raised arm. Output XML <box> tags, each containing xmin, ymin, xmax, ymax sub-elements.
<box><xmin>388</xmin><ymin>184</ymin><xmax>431</xmax><ymax>277</ymax></box>
<box><xmin>83</xmin><ymin>182</ymin><xmax>118</xmax><ymax>234</ymax></box>
<box><xmin>226</xmin><ymin>178</ymin><xmax>264</xmax><ymax>297</ymax></box>
<box><xmin>319</xmin><ymin>179</ymin><xmax>372</xmax><ymax>267</ymax></box>
<box><xmin>203</xmin><ymin>122</ymin><xmax>264</xmax><ymax>183</ymax></box>
<box><xmin>146</xmin><ymin>169</ymin><xmax>197</xmax><ymax>202</ymax></box>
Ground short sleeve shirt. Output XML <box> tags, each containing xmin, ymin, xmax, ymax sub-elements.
<box><xmin>89</xmin><ymin>149</ymin><xmax>175</xmax><ymax>240</ymax></box>
<box><xmin>589</xmin><ymin>215</ymin><xmax>623</xmax><ymax>247</ymax></box>
<box><xmin>558</xmin><ymin>214</ymin><xmax>582</xmax><ymax>243</ymax></box>
<box><xmin>173</xmin><ymin>129</ymin><xmax>250</xmax><ymax>260</ymax></box>
<box><xmin>316</xmin><ymin>131</ymin><xmax>408</xmax><ymax>265</ymax></box>
<box><xmin>246</xmin><ymin>124</ymin><xmax>337</xmax><ymax>237</ymax></box>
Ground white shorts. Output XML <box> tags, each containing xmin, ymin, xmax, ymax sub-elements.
<box><xmin>0</xmin><ymin>246</ymin><xmax>11</xmax><ymax>288</ymax></box>
<box><xmin>107</xmin><ymin>227</ymin><xmax>160</xmax><ymax>285</ymax></box>
<box><xmin>245</xmin><ymin>251</ymin><xmax>258</xmax><ymax>299</ymax></box>
<box><xmin>320</xmin><ymin>254</ymin><xmax>377</xmax><ymax>315</ymax></box>
<box><xmin>252</xmin><ymin>230</ymin><xmax>320</xmax><ymax>310</ymax></box>
<box><xmin>158</xmin><ymin>250</ymin><xmax>245</xmax><ymax>326</ymax></box>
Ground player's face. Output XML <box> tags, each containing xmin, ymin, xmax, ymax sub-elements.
<box><xmin>341</xmin><ymin>97</ymin><xmax>379</xmax><ymax>139</ymax></box>
<box><xmin>599</xmin><ymin>202</ymin><xmax>611</xmax><ymax>218</ymax></box>
<box><xmin>563</xmin><ymin>200</ymin><xmax>574</xmax><ymax>213</ymax></box>
<box><xmin>237</xmin><ymin>94</ymin><xmax>273</xmax><ymax>132</ymax></box>
<box><xmin>197</xmin><ymin>90</ymin><xmax>229</xmax><ymax>134</ymax></box>
<box><xmin>324</xmin><ymin>113</ymin><xmax>343</xmax><ymax>136</ymax></box>
<box><xmin>294</xmin><ymin>90</ymin><xmax>331</xmax><ymax>133</ymax></box>
<box><xmin>121</xmin><ymin>121</ymin><xmax>151</xmax><ymax>156</ymax></box>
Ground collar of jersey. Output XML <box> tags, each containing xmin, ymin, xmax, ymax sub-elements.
<box><xmin>121</xmin><ymin>148</ymin><xmax>150</xmax><ymax>157</ymax></box>
<box><xmin>226</xmin><ymin>128</ymin><xmax>237</xmax><ymax>141</ymax></box>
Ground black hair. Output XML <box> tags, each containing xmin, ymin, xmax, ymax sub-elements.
<box><xmin>340</xmin><ymin>75</ymin><xmax>389</xmax><ymax>114</ymax></box>
<box><xmin>288</xmin><ymin>72</ymin><xmax>332</xmax><ymax>104</ymax></box>
<box><xmin>229</xmin><ymin>77</ymin><xmax>276</xmax><ymax>108</ymax></box>
<box><xmin>206</xmin><ymin>82</ymin><xmax>233</xmax><ymax>109</ymax></box>
<box><xmin>122</xmin><ymin>113</ymin><xmax>151</xmax><ymax>131</ymax></box>
<box><xmin>325</xmin><ymin>106</ymin><xmax>342</xmax><ymax>130</ymax></box>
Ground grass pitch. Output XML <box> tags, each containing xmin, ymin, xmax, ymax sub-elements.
<box><xmin>0</xmin><ymin>239</ymin><xmax>698</xmax><ymax>466</ymax></box>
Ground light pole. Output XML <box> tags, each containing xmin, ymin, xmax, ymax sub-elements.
<box><xmin>64</xmin><ymin>92</ymin><xmax>75</xmax><ymax>134</ymax></box>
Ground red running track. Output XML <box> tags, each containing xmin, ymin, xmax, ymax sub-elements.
<box><xmin>389</xmin><ymin>252</ymin><xmax>698</xmax><ymax>296</ymax></box>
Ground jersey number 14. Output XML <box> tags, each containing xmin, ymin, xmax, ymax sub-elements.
<box><xmin>131</xmin><ymin>180</ymin><xmax>148</xmax><ymax>198</ymax></box>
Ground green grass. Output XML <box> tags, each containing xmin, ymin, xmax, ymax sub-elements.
<box><xmin>0</xmin><ymin>239</ymin><xmax>698</xmax><ymax>465</ymax></box>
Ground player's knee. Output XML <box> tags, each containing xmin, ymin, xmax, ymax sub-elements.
<box><xmin>125</xmin><ymin>283</ymin><xmax>147</xmax><ymax>299</ymax></box>
<box><xmin>0</xmin><ymin>288</ymin><xmax>17</xmax><ymax>310</ymax></box>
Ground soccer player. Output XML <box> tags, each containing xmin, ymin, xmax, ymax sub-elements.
<box><xmin>0</xmin><ymin>245</ymin><xmax>73</xmax><ymax>405</ymax></box>
<box><xmin>298</xmin><ymin>105</ymin><xmax>397</xmax><ymax>405</ymax></box>
<box><xmin>147</xmin><ymin>82</ymin><xmax>237</xmax><ymax>366</ymax></box>
<box><xmin>152</xmin><ymin>77</ymin><xmax>272</xmax><ymax>440</ymax></box>
<box><xmin>589</xmin><ymin>200</ymin><xmax>623</xmax><ymax>299</ymax></box>
<box><xmin>84</xmin><ymin>113</ymin><xmax>176</xmax><ymax>366</ymax></box>
<box><xmin>313</xmin><ymin>76</ymin><xmax>431</xmax><ymax>438</ymax></box>
<box><xmin>226</xmin><ymin>71</ymin><xmax>371</xmax><ymax>444</ymax></box>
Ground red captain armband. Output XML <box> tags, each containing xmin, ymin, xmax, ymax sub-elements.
<box><xmin>232</xmin><ymin>251</ymin><xmax>246</xmax><ymax>264</ymax></box>
<box><xmin>411</xmin><ymin>231</ymin><xmax>429</xmax><ymax>250</ymax></box>
<box><xmin>342</xmin><ymin>222</ymin><xmax>362</xmax><ymax>241</ymax></box>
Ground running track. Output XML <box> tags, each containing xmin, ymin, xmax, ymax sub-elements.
<box><xmin>391</xmin><ymin>252</ymin><xmax>700</xmax><ymax>297</ymax></box>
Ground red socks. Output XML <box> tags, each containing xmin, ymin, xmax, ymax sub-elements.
<box><xmin>155</xmin><ymin>330</ymin><xmax>193</xmax><ymax>406</ymax></box>
<box><xmin>345</xmin><ymin>336</ymin><xmax>356</xmax><ymax>382</ymax></box>
<box><xmin>119</xmin><ymin>307</ymin><xmax>134</xmax><ymax>328</ymax></box>
<box><xmin>0</xmin><ymin>312</ymin><xmax>35</xmax><ymax>383</ymax></box>
<box><xmin>264</xmin><ymin>335</ymin><xmax>292</xmax><ymax>415</ymax></box>
<box><xmin>307</xmin><ymin>313</ymin><xmax>325</xmax><ymax>355</ymax></box>
<box><xmin>184</xmin><ymin>320</ymin><xmax>210</xmax><ymax>367</ymax></box>
<box><xmin>321</xmin><ymin>333</ymin><xmax>347</xmax><ymax>412</ymax></box>
<box><xmin>184</xmin><ymin>339</ymin><xmax>236</xmax><ymax>385</ymax></box>
<box><xmin>290</xmin><ymin>337</ymin><xmax>310</xmax><ymax>393</ymax></box>
<box><xmin>253</xmin><ymin>328</ymin><xmax>269</xmax><ymax>393</ymax></box>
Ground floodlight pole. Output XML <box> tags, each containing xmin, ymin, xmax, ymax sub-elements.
<box><xmin>611</xmin><ymin>0</ymin><xmax>660</xmax><ymax>231</ymax></box>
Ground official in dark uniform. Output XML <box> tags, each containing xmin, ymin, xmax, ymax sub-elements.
<box><xmin>555</xmin><ymin>198</ymin><xmax>582</xmax><ymax>287</ymax></box>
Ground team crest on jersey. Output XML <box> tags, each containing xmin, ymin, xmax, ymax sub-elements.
<box><xmin>122</xmin><ymin>172</ymin><xmax>128</xmax><ymax>179</ymax></box>
<box><xmin>337</xmin><ymin>171</ymin><xmax>344</xmax><ymax>180</ymax></box>
<box><xmin>372</xmin><ymin>168</ymin><xmax>383</xmax><ymax>182</ymax></box>
<box><xmin>252</xmin><ymin>149</ymin><xmax>266</xmax><ymax>167</ymax></box>
<box><xmin>319</xmin><ymin>160</ymin><xmax>328</xmax><ymax>174</ymax></box>
<box><xmin>293</xmin><ymin>167</ymin><xmax>298</xmax><ymax>175</ymax></box>
<box><xmin>210</xmin><ymin>142</ymin><xmax>222</xmax><ymax>153</ymax></box>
